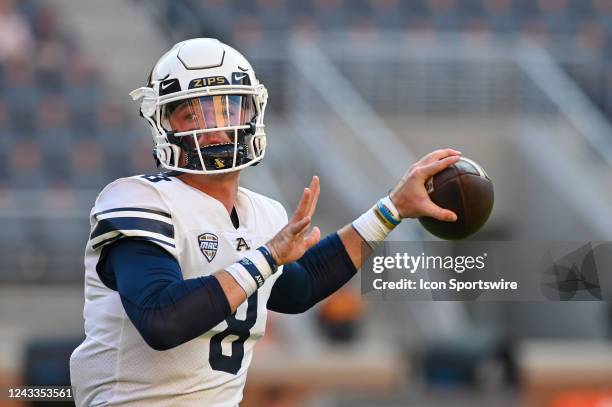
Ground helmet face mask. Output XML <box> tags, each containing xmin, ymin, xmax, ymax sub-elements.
<box><xmin>130</xmin><ymin>39</ymin><xmax>268</xmax><ymax>174</ymax></box>
<box><xmin>162</xmin><ymin>93</ymin><xmax>257</xmax><ymax>171</ymax></box>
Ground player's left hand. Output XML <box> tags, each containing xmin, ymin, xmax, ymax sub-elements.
<box><xmin>389</xmin><ymin>149</ymin><xmax>461</xmax><ymax>222</ymax></box>
<box><xmin>267</xmin><ymin>176</ymin><xmax>321</xmax><ymax>265</ymax></box>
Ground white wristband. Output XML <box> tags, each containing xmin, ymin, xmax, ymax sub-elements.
<box><xmin>352</xmin><ymin>196</ymin><xmax>402</xmax><ymax>249</ymax></box>
<box><xmin>225</xmin><ymin>249</ymin><xmax>274</xmax><ymax>297</ymax></box>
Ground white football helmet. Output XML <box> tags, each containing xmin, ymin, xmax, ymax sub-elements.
<box><xmin>130</xmin><ymin>38</ymin><xmax>268</xmax><ymax>174</ymax></box>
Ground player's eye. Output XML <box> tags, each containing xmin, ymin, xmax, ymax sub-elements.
<box><xmin>228</xmin><ymin>103</ymin><xmax>241</xmax><ymax>116</ymax></box>
<box><xmin>182</xmin><ymin>112</ymin><xmax>197</xmax><ymax>121</ymax></box>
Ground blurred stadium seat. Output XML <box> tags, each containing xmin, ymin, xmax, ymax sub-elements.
<box><xmin>0</xmin><ymin>0</ymin><xmax>156</xmax><ymax>285</ymax></box>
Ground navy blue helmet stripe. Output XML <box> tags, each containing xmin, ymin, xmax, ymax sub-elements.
<box><xmin>92</xmin><ymin>235</ymin><xmax>176</xmax><ymax>250</ymax></box>
<box><xmin>90</xmin><ymin>217</ymin><xmax>175</xmax><ymax>240</ymax></box>
<box><xmin>93</xmin><ymin>207</ymin><xmax>172</xmax><ymax>219</ymax></box>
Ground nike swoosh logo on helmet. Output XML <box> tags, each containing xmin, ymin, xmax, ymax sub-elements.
<box><xmin>161</xmin><ymin>82</ymin><xmax>174</xmax><ymax>90</ymax></box>
<box><xmin>234</xmin><ymin>73</ymin><xmax>247</xmax><ymax>81</ymax></box>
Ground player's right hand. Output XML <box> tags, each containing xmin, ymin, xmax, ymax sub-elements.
<box><xmin>389</xmin><ymin>148</ymin><xmax>461</xmax><ymax>222</ymax></box>
<box><xmin>266</xmin><ymin>176</ymin><xmax>321</xmax><ymax>265</ymax></box>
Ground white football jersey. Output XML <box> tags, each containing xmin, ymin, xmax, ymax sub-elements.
<box><xmin>70</xmin><ymin>173</ymin><xmax>287</xmax><ymax>407</ymax></box>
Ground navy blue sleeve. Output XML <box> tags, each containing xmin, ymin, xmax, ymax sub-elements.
<box><xmin>97</xmin><ymin>238</ymin><xmax>232</xmax><ymax>351</ymax></box>
<box><xmin>267</xmin><ymin>233</ymin><xmax>357</xmax><ymax>314</ymax></box>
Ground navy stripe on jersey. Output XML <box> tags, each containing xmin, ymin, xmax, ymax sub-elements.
<box><xmin>90</xmin><ymin>217</ymin><xmax>175</xmax><ymax>241</ymax></box>
<box><xmin>93</xmin><ymin>207</ymin><xmax>172</xmax><ymax>219</ymax></box>
<box><xmin>92</xmin><ymin>235</ymin><xmax>176</xmax><ymax>250</ymax></box>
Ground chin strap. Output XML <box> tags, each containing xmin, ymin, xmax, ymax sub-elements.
<box><xmin>184</xmin><ymin>143</ymin><xmax>249</xmax><ymax>170</ymax></box>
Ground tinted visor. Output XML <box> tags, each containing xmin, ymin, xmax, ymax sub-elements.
<box><xmin>164</xmin><ymin>94</ymin><xmax>256</xmax><ymax>133</ymax></box>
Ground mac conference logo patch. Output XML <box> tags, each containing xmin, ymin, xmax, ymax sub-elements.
<box><xmin>198</xmin><ymin>233</ymin><xmax>219</xmax><ymax>262</ymax></box>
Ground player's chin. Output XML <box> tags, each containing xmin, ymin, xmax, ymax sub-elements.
<box><xmin>207</xmin><ymin>170</ymin><xmax>241</xmax><ymax>179</ymax></box>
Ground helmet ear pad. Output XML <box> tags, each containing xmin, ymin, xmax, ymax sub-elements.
<box><xmin>152</xmin><ymin>145</ymin><xmax>180</xmax><ymax>169</ymax></box>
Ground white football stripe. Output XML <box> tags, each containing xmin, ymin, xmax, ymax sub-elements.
<box><xmin>96</xmin><ymin>211</ymin><xmax>173</xmax><ymax>224</ymax></box>
<box><xmin>460</xmin><ymin>157</ymin><xmax>488</xmax><ymax>178</ymax></box>
<box><xmin>89</xmin><ymin>230</ymin><xmax>121</xmax><ymax>247</ymax></box>
<box><xmin>90</xmin><ymin>230</ymin><xmax>175</xmax><ymax>248</ymax></box>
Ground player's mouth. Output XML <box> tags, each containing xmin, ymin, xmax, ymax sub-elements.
<box><xmin>197</xmin><ymin>133</ymin><xmax>231</xmax><ymax>146</ymax></box>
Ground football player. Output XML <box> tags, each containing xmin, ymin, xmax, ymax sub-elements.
<box><xmin>70</xmin><ymin>38</ymin><xmax>460</xmax><ymax>406</ymax></box>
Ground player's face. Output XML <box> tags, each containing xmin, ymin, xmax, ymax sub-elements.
<box><xmin>167</xmin><ymin>95</ymin><xmax>254</xmax><ymax>147</ymax></box>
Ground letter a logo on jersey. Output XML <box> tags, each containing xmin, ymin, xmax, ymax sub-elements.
<box><xmin>198</xmin><ymin>233</ymin><xmax>219</xmax><ymax>262</ymax></box>
<box><xmin>236</xmin><ymin>237</ymin><xmax>251</xmax><ymax>252</ymax></box>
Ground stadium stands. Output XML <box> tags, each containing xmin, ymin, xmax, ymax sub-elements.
<box><xmin>2</xmin><ymin>0</ymin><xmax>612</xmax><ymax>282</ymax></box>
<box><xmin>154</xmin><ymin>0</ymin><xmax>612</xmax><ymax>113</ymax></box>
<box><xmin>4</xmin><ymin>0</ymin><xmax>612</xmax><ymax>191</ymax></box>
<box><xmin>0</xmin><ymin>0</ymin><xmax>155</xmax><ymax>282</ymax></box>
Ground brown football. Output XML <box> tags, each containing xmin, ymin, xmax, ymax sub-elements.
<box><xmin>418</xmin><ymin>157</ymin><xmax>494</xmax><ymax>240</ymax></box>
